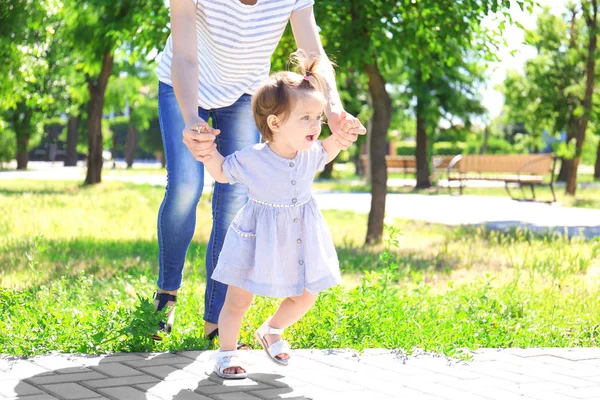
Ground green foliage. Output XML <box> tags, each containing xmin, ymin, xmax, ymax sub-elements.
<box><xmin>0</xmin><ymin>129</ymin><xmax>16</xmax><ymax>165</ymax></box>
<box><xmin>465</xmin><ymin>136</ymin><xmax>521</xmax><ymax>155</ymax></box>
<box><xmin>1</xmin><ymin>185</ymin><xmax>598</xmax><ymax>357</ymax></box>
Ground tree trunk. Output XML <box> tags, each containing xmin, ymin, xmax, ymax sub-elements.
<box><xmin>14</xmin><ymin>103</ymin><xmax>32</xmax><ymax>170</ymax></box>
<box><xmin>64</xmin><ymin>116</ymin><xmax>79</xmax><ymax>166</ymax></box>
<box><xmin>16</xmin><ymin>135</ymin><xmax>30</xmax><ymax>170</ymax></box>
<box><xmin>595</xmin><ymin>138</ymin><xmax>600</xmax><ymax>179</ymax></box>
<box><xmin>559</xmin><ymin>6</ymin><xmax>581</xmax><ymax>183</ymax></box>
<box><xmin>415</xmin><ymin>94</ymin><xmax>431</xmax><ymax>188</ymax></box>
<box><xmin>364</xmin><ymin>62</ymin><xmax>392</xmax><ymax>245</ymax></box>
<box><xmin>566</xmin><ymin>0</ymin><xmax>597</xmax><ymax>195</ymax></box>
<box><xmin>85</xmin><ymin>51</ymin><xmax>114</xmax><ymax>185</ymax></box>
<box><xmin>480</xmin><ymin>126</ymin><xmax>489</xmax><ymax>154</ymax></box>
<box><xmin>414</xmin><ymin>69</ymin><xmax>431</xmax><ymax>188</ymax></box>
<box><xmin>125</xmin><ymin>126</ymin><xmax>138</xmax><ymax>168</ymax></box>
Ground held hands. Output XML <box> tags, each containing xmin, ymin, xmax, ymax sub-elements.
<box><xmin>182</xmin><ymin>118</ymin><xmax>220</xmax><ymax>162</ymax></box>
<box><xmin>327</xmin><ymin>110</ymin><xmax>367</xmax><ymax>150</ymax></box>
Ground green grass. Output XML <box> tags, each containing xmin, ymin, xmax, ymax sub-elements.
<box><xmin>1</xmin><ymin>180</ymin><xmax>599</xmax><ymax>357</ymax></box>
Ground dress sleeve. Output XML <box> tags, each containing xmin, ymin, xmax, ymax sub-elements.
<box><xmin>292</xmin><ymin>0</ymin><xmax>314</xmax><ymax>13</ymax></box>
<box><xmin>312</xmin><ymin>140</ymin><xmax>329</xmax><ymax>172</ymax></box>
<box><xmin>222</xmin><ymin>151</ymin><xmax>248</xmax><ymax>185</ymax></box>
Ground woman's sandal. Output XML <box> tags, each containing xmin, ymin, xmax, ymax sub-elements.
<box><xmin>211</xmin><ymin>350</ymin><xmax>248</xmax><ymax>379</ymax></box>
<box><xmin>254</xmin><ymin>322</ymin><xmax>291</xmax><ymax>366</ymax></box>
<box><xmin>151</xmin><ymin>291</ymin><xmax>177</xmax><ymax>341</ymax></box>
<box><xmin>206</xmin><ymin>328</ymin><xmax>251</xmax><ymax>351</ymax></box>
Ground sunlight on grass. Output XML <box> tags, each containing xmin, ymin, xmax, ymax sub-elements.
<box><xmin>1</xmin><ymin>180</ymin><xmax>599</xmax><ymax>356</ymax></box>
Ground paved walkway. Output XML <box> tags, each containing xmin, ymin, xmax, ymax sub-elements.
<box><xmin>3</xmin><ymin>163</ymin><xmax>600</xmax><ymax>238</ymax></box>
<box><xmin>2</xmin><ymin>348</ymin><xmax>600</xmax><ymax>400</ymax></box>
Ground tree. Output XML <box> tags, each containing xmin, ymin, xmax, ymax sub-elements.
<box><xmin>567</xmin><ymin>0</ymin><xmax>598</xmax><ymax>195</ymax></box>
<box><xmin>503</xmin><ymin>3</ymin><xmax>599</xmax><ymax>194</ymax></box>
<box><xmin>0</xmin><ymin>0</ymin><xmax>56</xmax><ymax>169</ymax></box>
<box><xmin>105</xmin><ymin>61</ymin><xmax>158</xmax><ymax>168</ymax></box>
<box><xmin>316</xmin><ymin>0</ymin><xmax>527</xmax><ymax>244</ymax></box>
<box><xmin>61</xmin><ymin>0</ymin><xmax>168</xmax><ymax>184</ymax></box>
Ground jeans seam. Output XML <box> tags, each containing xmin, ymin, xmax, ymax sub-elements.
<box><xmin>206</xmin><ymin>111</ymin><xmax>221</xmax><ymax>323</ymax></box>
<box><xmin>157</xmin><ymin>91</ymin><xmax>170</xmax><ymax>290</ymax></box>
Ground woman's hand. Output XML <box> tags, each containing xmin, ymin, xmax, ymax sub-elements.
<box><xmin>182</xmin><ymin>118</ymin><xmax>220</xmax><ymax>162</ymax></box>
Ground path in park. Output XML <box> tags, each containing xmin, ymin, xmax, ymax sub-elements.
<box><xmin>3</xmin><ymin>163</ymin><xmax>599</xmax><ymax>239</ymax></box>
<box><xmin>2</xmin><ymin>348</ymin><xmax>600</xmax><ymax>399</ymax></box>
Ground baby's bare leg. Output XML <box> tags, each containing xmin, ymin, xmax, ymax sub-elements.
<box><xmin>218</xmin><ymin>285</ymin><xmax>254</xmax><ymax>373</ymax></box>
<box><xmin>265</xmin><ymin>289</ymin><xmax>318</xmax><ymax>360</ymax></box>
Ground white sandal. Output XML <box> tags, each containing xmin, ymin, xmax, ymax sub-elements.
<box><xmin>210</xmin><ymin>350</ymin><xmax>248</xmax><ymax>379</ymax></box>
<box><xmin>254</xmin><ymin>322</ymin><xmax>291</xmax><ymax>367</ymax></box>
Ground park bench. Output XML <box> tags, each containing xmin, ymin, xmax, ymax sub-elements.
<box><xmin>359</xmin><ymin>155</ymin><xmax>454</xmax><ymax>175</ymax></box>
<box><xmin>446</xmin><ymin>154</ymin><xmax>557</xmax><ymax>202</ymax></box>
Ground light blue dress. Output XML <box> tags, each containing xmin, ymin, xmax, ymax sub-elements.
<box><xmin>211</xmin><ymin>141</ymin><xmax>341</xmax><ymax>298</ymax></box>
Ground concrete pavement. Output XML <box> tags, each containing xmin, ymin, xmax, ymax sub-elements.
<box><xmin>2</xmin><ymin>348</ymin><xmax>600</xmax><ymax>400</ymax></box>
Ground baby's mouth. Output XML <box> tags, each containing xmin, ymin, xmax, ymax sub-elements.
<box><xmin>306</xmin><ymin>134</ymin><xmax>316</xmax><ymax>142</ymax></box>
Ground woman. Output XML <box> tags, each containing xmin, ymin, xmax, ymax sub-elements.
<box><xmin>153</xmin><ymin>0</ymin><xmax>366</xmax><ymax>348</ymax></box>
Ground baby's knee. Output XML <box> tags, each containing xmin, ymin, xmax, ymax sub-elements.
<box><xmin>294</xmin><ymin>290</ymin><xmax>317</xmax><ymax>307</ymax></box>
<box><xmin>224</xmin><ymin>291</ymin><xmax>253</xmax><ymax>314</ymax></box>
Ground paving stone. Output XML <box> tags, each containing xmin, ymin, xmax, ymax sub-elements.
<box><xmin>528</xmin><ymin>355</ymin><xmax>592</xmax><ymax>370</ymax></box>
<box><xmin>2</xmin><ymin>395</ymin><xmax>61</xmax><ymax>400</ymax></box>
<box><xmin>212</xmin><ymin>393</ymin><xmax>263</xmax><ymax>400</ymax></box>
<box><xmin>125</xmin><ymin>356</ymin><xmax>197</xmax><ymax>368</ymax></box>
<box><xmin>138</xmin><ymin>365</ymin><xmax>199</xmax><ymax>381</ymax></box>
<box><xmin>136</xmin><ymin>380</ymin><xmax>214</xmax><ymax>398</ymax></box>
<box><xmin>84</xmin><ymin>374</ymin><xmax>161</xmax><ymax>388</ymax></box>
<box><xmin>0</xmin><ymin>379</ymin><xmax>44</xmax><ymax>397</ymax></box>
<box><xmin>90</xmin><ymin>363</ymin><xmax>142</xmax><ymax>378</ymax></box>
<box><xmin>247</xmin><ymin>386</ymin><xmax>316</xmax><ymax>399</ymax></box>
<box><xmin>502</xmin><ymin>381</ymin><xmax>574</xmax><ymax>395</ymax></box>
<box><xmin>405</xmin><ymin>383</ymin><xmax>491</xmax><ymax>400</ymax></box>
<box><xmin>97</xmin><ymin>386</ymin><xmax>162</xmax><ymax>400</ymax></box>
<box><xmin>28</xmin><ymin>372</ymin><xmax>107</xmax><ymax>385</ymax></box>
<box><xmin>528</xmin><ymin>392</ymin><xmax>586</xmax><ymax>400</ymax></box>
<box><xmin>42</xmin><ymin>382</ymin><xmax>100</xmax><ymax>399</ymax></box>
<box><xmin>4</xmin><ymin>349</ymin><xmax>600</xmax><ymax>400</ymax></box>
<box><xmin>31</xmin><ymin>357</ymin><xmax>91</xmax><ymax>374</ymax></box>
<box><xmin>557</xmin><ymin>386</ymin><xmax>600</xmax><ymax>398</ymax></box>
<box><xmin>0</xmin><ymin>361</ymin><xmax>52</xmax><ymax>381</ymax></box>
<box><xmin>194</xmin><ymin>381</ymin><xmax>272</xmax><ymax>396</ymax></box>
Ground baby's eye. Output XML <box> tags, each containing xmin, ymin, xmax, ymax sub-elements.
<box><xmin>301</xmin><ymin>115</ymin><xmax>309</xmax><ymax>120</ymax></box>
<box><xmin>316</xmin><ymin>115</ymin><xmax>322</xmax><ymax>120</ymax></box>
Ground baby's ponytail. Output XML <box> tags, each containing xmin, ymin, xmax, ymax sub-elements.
<box><xmin>289</xmin><ymin>50</ymin><xmax>328</xmax><ymax>96</ymax></box>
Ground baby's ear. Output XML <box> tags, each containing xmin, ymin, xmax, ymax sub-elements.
<box><xmin>267</xmin><ymin>114</ymin><xmax>280</xmax><ymax>132</ymax></box>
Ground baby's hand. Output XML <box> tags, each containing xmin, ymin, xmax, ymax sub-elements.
<box><xmin>327</xmin><ymin>110</ymin><xmax>366</xmax><ymax>150</ymax></box>
<box><xmin>182</xmin><ymin>119</ymin><xmax>221</xmax><ymax>162</ymax></box>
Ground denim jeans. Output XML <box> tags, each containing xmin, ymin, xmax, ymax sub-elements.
<box><xmin>157</xmin><ymin>81</ymin><xmax>260</xmax><ymax>323</ymax></box>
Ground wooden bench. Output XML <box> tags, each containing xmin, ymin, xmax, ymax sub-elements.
<box><xmin>446</xmin><ymin>154</ymin><xmax>557</xmax><ymax>202</ymax></box>
<box><xmin>359</xmin><ymin>155</ymin><xmax>454</xmax><ymax>175</ymax></box>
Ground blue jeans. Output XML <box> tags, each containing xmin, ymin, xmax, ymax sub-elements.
<box><xmin>157</xmin><ymin>81</ymin><xmax>260</xmax><ymax>323</ymax></box>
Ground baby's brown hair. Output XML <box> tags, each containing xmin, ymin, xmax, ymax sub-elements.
<box><xmin>252</xmin><ymin>50</ymin><xmax>328</xmax><ymax>142</ymax></box>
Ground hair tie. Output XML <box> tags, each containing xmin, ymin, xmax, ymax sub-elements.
<box><xmin>303</xmin><ymin>75</ymin><xmax>310</xmax><ymax>82</ymax></box>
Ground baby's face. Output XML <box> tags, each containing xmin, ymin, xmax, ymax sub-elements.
<box><xmin>275</xmin><ymin>92</ymin><xmax>325</xmax><ymax>151</ymax></box>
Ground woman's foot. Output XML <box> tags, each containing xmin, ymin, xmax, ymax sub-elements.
<box><xmin>205</xmin><ymin>321</ymin><xmax>219</xmax><ymax>339</ymax></box>
<box><xmin>205</xmin><ymin>321</ymin><xmax>251</xmax><ymax>351</ymax></box>
<box><xmin>152</xmin><ymin>289</ymin><xmax>177</xmax><ymax>340</ymax></box>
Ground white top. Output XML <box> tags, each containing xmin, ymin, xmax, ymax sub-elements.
<box><xmin>156</xmin><ymin>0</ymin><xmax>315</xmax><ymax>110</ymax></box>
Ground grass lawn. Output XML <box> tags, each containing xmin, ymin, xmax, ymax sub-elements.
<box><xmin>1</xmin><ymin>180</ymin><xmax>599</xmax><ymax>357</ymax></box>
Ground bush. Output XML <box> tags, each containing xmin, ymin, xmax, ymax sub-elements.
<box><xmin>466</xmin><ymin>136</ymin><xmax>521</xmax><ymax>155</ymax></box>
<box><xmin>0</xmin><ymin>128</ymin><xmax>15</xmax><ymax>165</ymax></box>
<box><xmin>395</xmin><ymin>142</ymin><xmax>416</xmax><ymax>156</ymax></box>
